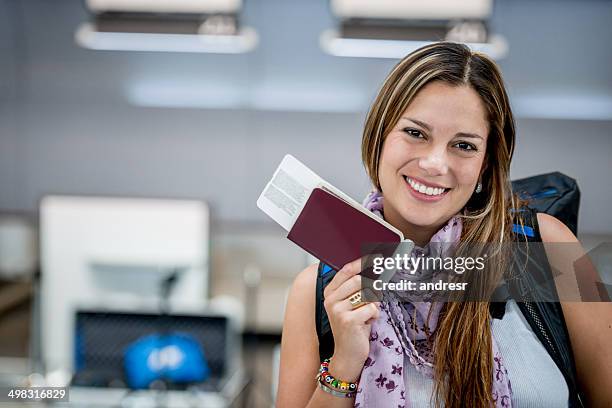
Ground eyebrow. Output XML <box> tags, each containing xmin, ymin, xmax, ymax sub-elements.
<box><xmin>401</xmin><ymin>117</ymin><xmax>484</xmax><ymax>140</ymax></box>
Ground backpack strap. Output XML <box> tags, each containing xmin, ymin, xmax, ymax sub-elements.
<box><xmin>511</xmin><ymin>206</ymin><xmax>540</xmax><ymax>241</ymax></box>
<box><xmin>510</xmin><ymin>207</ymin><xmax>585</xmax><ymax>407</ymax></box>
<box><xmin>315</xmin><ymin>262</ymin><xmax>336</xmax><ymax>361</ymax></box>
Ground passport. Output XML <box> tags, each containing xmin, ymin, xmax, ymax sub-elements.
<box><xmin>257</xmin><ymin>155</ymin><xmax>408</xmax><ymax>271</ymax></box>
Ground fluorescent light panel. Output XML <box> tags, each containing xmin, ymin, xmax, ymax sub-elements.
<box><xmin>513</xmin><ymin>94</ymin><xmax>612</xmax><ymax>121</ymax></box>
<box><xmin>331</xmin><ymin>0</ymin><xmax>492</xmax><ymax>20</ymax></box>
<box><xmin>127</xmin><ymin>81</ymin><xmax>367</xmax><ymax>113</ymax></box>
<box><xmin>320</xmin><ymin>29</ymin><xmax>509</xmax><ymax>60</ymax></box>
<box><xmin>127</xmin><ymin>81</ymin><xmax>612</xmax><ymax>120</ymax></box>
<box><xmin>75</xmin><ymin>22</ymin><xmax>257</xmax><ymax>53</ymax></box>
<box><xmin>85</xmin><ymin>0</ymin><xmax>241</xmax><ymax>14</ymax></box>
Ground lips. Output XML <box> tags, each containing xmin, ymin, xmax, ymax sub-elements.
<box><xmin>404</xmin><ymin>176</ymin><xmax>450</xmax><ymax>197</ymax></box>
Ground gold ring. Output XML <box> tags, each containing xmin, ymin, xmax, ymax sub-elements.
<box><xmin>348</xmin><ymin>291</ymin><xmax>367</xmax><ymax>309</ymax></box>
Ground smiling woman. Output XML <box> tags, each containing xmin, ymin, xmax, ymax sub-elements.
<box><xmin>276</xmin><ymin>42</ymin><xmax>611</xmax><ymax>408</ymax></box>
<box><xmin>377</xmin><ymin>82</ymin><xmax>489</xmax><ymax>246</ymax></box>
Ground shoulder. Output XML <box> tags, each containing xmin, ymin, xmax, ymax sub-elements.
<box><xmin>536</xmin><ymin>212</ymin><xmax>578</xmax><ymax>243</ymax></box>
<box><xmin>535</xmin><ymin>213</ymin><xmax>612</xmax><ymax>404</ymax></box>
<box><xmin>289</xmin><ymin>263</ymin><xmax>318</xmax><ymax>302</ymax></box>
<box><xmin>277</xmin><ymin>264</ymin><xmax>320</xmax><ymax>405</ymax></box>
<box><xmin>284</xmin><ymin>263</ymin><xmax>319</xmax><ymax>324</ymax></box>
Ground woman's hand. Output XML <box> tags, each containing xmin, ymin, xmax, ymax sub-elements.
<box><xmin>323</xmin><ymin>258</ymin><xmax>380</xmax><ymax>382</ymax></box>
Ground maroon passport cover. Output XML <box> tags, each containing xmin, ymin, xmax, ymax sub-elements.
<box><xmin>287</xmin><ymin>187</ymin><xmax>401</xmax><ymax>271</ymax></box>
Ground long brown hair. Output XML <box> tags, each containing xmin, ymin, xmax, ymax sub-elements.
<box><xmin>361</xmin><ymin>42</ymin><xmax>519</xmax><ymax>407</ymax></box>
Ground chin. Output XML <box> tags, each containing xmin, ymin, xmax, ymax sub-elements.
<box><xmin>402</xmin><ymin>213</ymin><xmax>450</xmax><ymax>228</ymax></box>
<box><xmin>400</xmin><ymin>209</ymin><xmax>447</xmax><ymax>229</ymax></box>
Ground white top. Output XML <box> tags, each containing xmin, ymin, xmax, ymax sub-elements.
<box><xmin>403</xmin><ymin>300</ymin><xmax>569</xmax><ymax>407</ymax></box>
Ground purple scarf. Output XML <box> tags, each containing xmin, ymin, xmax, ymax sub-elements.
<box><xmin>355</xmin><ymin>190</ymin><xmax>512</xmax><ymax>408</ymax></box>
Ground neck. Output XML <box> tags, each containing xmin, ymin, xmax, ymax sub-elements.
<box><xmin>384</xmin><ymin>207</ymin><xmax>446</xmax><ymax>248</ymax></box>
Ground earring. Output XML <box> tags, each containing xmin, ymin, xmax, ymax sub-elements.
<box><xmin>475</xmin><ymin>181</ymin><xmax>483</xmax><ymax>194</ymax></box>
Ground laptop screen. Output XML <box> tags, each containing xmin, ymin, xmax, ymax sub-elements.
<box><xmin>72</xmin><ymin>310</ymin><xmax>229</xmax><ymax>391</ymax></box>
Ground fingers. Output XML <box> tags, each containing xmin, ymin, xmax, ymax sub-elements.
<box><xmin>326</xmin><ymin>275</ymin><xmax>362</xmax><ymax>303</ymax></box>
<box><xmin>324</xmin><ymin>257</ymin><xmax>363</xmax><ymax>297</ymax></box>
<box><xmin>329</xmin><ymin>301</ymin><xmax>380</xmax><ymax>327</ymax></box>
<box><xmin>327</xmin><ymin>296</ymin><xmax>380</xmax><ymax>322</ymax></box>
<box><xmin>345</xmin><ymin>303</ymin><xmax>380</xmax><ymax>325</ymax></box>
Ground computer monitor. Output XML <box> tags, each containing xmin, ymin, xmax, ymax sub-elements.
<box><xmin>72</xmin><ymin>310</ymin><xmax>233</xmax><ymax>392</ymax></box>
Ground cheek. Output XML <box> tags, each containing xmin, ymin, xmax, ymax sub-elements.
<box><xmin>377</xmin><ymin>158</ymin><xmax>396</xmax><ymax>192</ymax></box>
<box><xmin>377</xmin><ymin>139</ymin><xmax>401</xmax><ymax>183</ymax></box>
<box><xmin>453</xmin><ymin>161</ymin><xmax>484</xmax><ymax>194</ymax></box>
<box><xmin>378</xmin><ymin>135</ymin><xmax>413</xmax><ymax>174</ymax></box>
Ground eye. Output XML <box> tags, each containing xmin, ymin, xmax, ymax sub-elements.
<box><xmin>454</xmin><ymin>141</ymin><xmax>477</xmax><ymax>151</ymax></box>
<box><xmin>403</xmin><ymin>128</ymin><xmax>425</xmax><ymax>139</ymax></box>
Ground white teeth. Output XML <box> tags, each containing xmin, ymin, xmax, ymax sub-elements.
<box><xmin>406</xmin><ymin>177</ymin><xmax>447</xmax><ymax>196</ymax></box>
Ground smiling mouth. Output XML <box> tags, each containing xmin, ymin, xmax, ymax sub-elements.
<box><xmin>403</xmin><ymin>176</ymin><xmax>451</xmax><ymax>197</ymax></box>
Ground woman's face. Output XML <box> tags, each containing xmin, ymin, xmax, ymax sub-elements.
<box><xmin>378</xmin><ymin>81</ymin><xmax>489</xmax><ymax>236</ymax></box>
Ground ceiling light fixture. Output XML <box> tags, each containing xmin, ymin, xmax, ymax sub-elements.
<box><xmin>323</xmin><ymin>0</ymin><xmax>507</xmax><ymax>60</ymax></box>
<box><xmin>75</xmin><ymin>22</ymin><xmax>258</xmax><ymax>54</ymax></box>
<box><xmin>76</xmin><ymin>0</ymin><xmax>257</xmax><ymax>54</ymax></box>
<box><xmin>320</xmin><ymin>28</ymin><xmax>508</xmax><ymax>60</ymax></box>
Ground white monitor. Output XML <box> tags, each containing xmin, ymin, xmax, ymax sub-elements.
<box><xmin>39</xmin><ymin>195</ymin><xmax>209</xmax><ymax>375</ymax></box>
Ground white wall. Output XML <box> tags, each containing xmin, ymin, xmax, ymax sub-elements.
<box><xmin>0</xmin><ymin>0</ymin><xmax>611</xmax><ymax>235</ymax></box>
<box><xmin>0</xmin><ymin>101</ymin><xmax>610</xmax><ymax>233</ymax></box>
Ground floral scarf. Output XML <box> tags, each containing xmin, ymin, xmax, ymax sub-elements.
<box><xmin>355</xmin><ymin>190</ymin><xmax>512</xmax><ymax>408</ymax></box>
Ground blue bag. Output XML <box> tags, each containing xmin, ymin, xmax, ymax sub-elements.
<box><xmin>124</xmin><ymin>332</ymin><xmax>210</xmax><ymax>389</ymax></box>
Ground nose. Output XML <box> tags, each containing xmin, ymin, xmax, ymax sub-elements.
<box><xmin>418</xmin><ymin>145</ymin><xmax>449</xmax><ymax>176</ymax></box>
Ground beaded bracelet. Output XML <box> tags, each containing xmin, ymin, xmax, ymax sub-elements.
<box><xmin>316</xmin><ymin>359</ymin><xmax>358</xmax><ymax>396</ymax></box>
<box><xmin>317</xmin><ymin>379</ymin><xmax>356</xmax><ymax>398</ymax></box>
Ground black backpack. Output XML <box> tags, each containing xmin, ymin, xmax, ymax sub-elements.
<box><xmin>314</xmin><ymin>172</ymin><xmax>584</xmax><ymax>406</ymax></box>
<box><xmin>511</xmin><ymin>172</ymin><xmax>580</xmax><ymax>235</ymax></box>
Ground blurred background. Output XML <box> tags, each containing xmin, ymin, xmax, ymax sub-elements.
<box><xmin>0</xmin><ymin>0</ymin><xmax>611</xmax><ymax>406</ymax></box>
